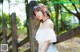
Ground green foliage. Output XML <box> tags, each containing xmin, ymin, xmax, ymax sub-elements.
<box><xmin>0</xmin><ymin>13</ymin><xmax>22</xmax><ymax>30</ymax></box>
<box><xmin>16</xmin><ymin>16</ymin><xmax>22</xmax><ymax>29</ymax></box>
<box><xmin>23</xmin><ymin>19</ymin><xmax>27</xmax><ymax>28</ymax></box>
<box><xmin>37</xmin><ymin>0</ymin><xmax>80</xmax><ymax>34</ymax></box>
<box><xmin>52</xmin><ymin>0</ymin><xmax>80</xmax><ymax>4</ymax></box>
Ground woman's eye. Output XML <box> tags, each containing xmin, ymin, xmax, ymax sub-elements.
<box><xmin>36</xmin><ymin>11</ymin><xmax>42</xmax><ymax>17</ymax></box>
<box><xmin>36</xmin><ymin>13</ymin><xmax>39</xmax><ymax>16</ymax></box>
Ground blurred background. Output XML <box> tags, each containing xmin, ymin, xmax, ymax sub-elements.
<box><xmin>0</xmin><ymin>0</ymin><xmax>80</xmax><ymax>52</ymax></box>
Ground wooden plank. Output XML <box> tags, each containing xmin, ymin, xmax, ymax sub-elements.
<box><xmin>0</xmin><ymin>31</ymin><xmax>2</xmax><ymax>36</ymax></box>
<box><xmin>0</xmin><ymin>36</ymin><xmax>2</xmax><ymax>42</ymax></box>
<box><xmin>8</xmin><ymin>40</ymin><xmax>12</xmax><ymax>47</ymax></box>
<box><xmin>7</xmin><ymin>32</ymin><xmax>12</xmax><ymax>40</ymax></box>
<box><xmin>18</xmin><ymin>36</ymin><xmax>29</xmax><ymax>47</ymax></box>
<box><xmin>11</xmin><ymin>13</ymin><xmax>18</xmax><ymax>52</ymax></box>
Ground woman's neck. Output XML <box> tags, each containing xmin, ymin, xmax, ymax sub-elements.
<box><xmin>42</xmin><ymin>17</ymin><xmax>49</xmax><ymax>23</ymax></box>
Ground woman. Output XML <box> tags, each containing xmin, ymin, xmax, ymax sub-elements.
<box><xmin>33</xmin><ymin>4</ymin><xmax>58</xmax><ymax>52</ymax></box>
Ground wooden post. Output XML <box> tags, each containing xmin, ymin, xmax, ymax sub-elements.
<box><xmin>1</xmin><ymin>0</ymin><xmax>7</xmax><ymax>44</ymax></box>
<box><xmin>2</xmin><ymin>0</ymin><xmax>7</xmax><ymax>44</ymax></box>
<box><xmin>11</xmin><ymin>13</ymin><xmax>18</xmax><ymax>52</ymax></box>
<box><xmin>2</xmin><ymin>17</ymin><xmax>7</xmax><ymax>44</ymax></box>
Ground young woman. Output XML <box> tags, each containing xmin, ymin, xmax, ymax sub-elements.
<box><xmin>33</xmin><ymin>4</ymin><xmax>58</xmax><ymax>52</ymax></box>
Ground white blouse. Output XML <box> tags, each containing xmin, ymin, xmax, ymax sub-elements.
<box><xmin>35</xmin><ymin>19</ymin><xmax>57</xmax><ymax>51</ymax></box>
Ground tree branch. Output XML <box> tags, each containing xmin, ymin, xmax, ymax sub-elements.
<box><xmin>69</xmin><ymin>0</ymin><xmax>79</xmax><ymax>13</ymax></box>
<box><xmin>61</xmin><ymin>4</ymin><xmax>76</xmax><ymax>16</ymax></box>
<box><xmin>55</xmin><ymin>26</ymin><xmax>80</xmax><ymax>44</ymax></box>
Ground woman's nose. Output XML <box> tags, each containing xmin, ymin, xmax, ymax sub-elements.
<box><xmin>36</xmin><ymin>13</ymin><xmax>40</xmax><ymax>17</ymax></box>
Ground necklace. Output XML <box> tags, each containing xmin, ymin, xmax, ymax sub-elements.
<box><xmin>42</xmin><ymin>18</ymin><xmax>49</xmax><ymax>23</ymax></box>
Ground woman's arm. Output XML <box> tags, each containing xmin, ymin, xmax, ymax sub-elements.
<box><xmin>40</xmin><ymin>40</ymin><xmax>50</xmax><ymax>52</ymax></box>
<box><xmin>40</xmin><ymin>20</ymin><xmax>55</xmax><ymax>52</ymax></box>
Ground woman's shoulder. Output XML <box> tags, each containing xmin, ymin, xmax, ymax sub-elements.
<box><xmin>47</xmin><ymin>19</ymin><xmax>53</xmax><ymax>24</ymax></box>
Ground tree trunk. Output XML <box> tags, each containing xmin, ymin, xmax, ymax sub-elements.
<box><xmin>54</xmin><ymin>4</ymin><xmax>60</xmax><ymax>34</ymax></box>
<box><xmin>75</xmin><ymin>13</ymin><xmax>80</xmax><ymax>24</ymax></box>
<box><xmin>60</xmin><ymin>6</ymin><xmax>65</xmax><ymax>31</ymax></box>
<box><xmin>25</xmin><ymin>0</ymin><xmax>39</xmax><ymax>52</ymax></box>
<box><xmin>55</xmin><ymin>26</ymin><xmax>80</xmax><ymax>44</ymax></box>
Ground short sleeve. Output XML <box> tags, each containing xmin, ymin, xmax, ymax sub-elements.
<box><xmin>47</xmin><ymin>19</ymin><xmax>54</xmax><ymax>29</ymax></box>
<box><xmin>35</xmin><ymin>29</ymin><xmax>57</xmax><ymax>43</ymax></box>
<box><xmin>35</xmin><ymin>19</ymin><xmax>57</xmax><ymax>43</ymax></box>
<box><xmin>47</xmin><ymin>30</ymin><xmax>57</xmax><ymax>43</ymax></box>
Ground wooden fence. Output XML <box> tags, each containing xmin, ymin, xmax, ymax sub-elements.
<box><xmin>0</xmin><ymin>13</ymin><xmax>30</xmax><ymax>52</ymax></box>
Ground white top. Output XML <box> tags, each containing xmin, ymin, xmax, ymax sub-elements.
<box><xmin>35</xmin><ymin>19</ymin><xmax>57</xmax><ymax>51</ymax></box>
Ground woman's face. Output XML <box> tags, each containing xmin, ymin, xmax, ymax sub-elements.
<box><xmin>35</xmin><ymin>11</ymin><xmax>44</xmax><ymax>20</ymax></box>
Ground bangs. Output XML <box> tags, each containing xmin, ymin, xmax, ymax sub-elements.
<box><xmin>33</xmin><ymin>6</ymin><xmax>44</xmax><ymax>16</ymax></box>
